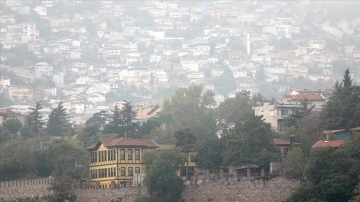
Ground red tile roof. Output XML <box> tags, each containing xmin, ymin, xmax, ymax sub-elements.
<box><xmin>87</xmin><ymin>137</ymin><xmax>159</xmax><ymax>150</ymax></box>
<box><xmin>288</xmin><ymin>94</ymin><xmax>325</xmax><ymax>101</ymax></box>
<box><xmin>312</xmin><ymin>140</ymin><xmax>346</xmax><ymax>149</ymax></box>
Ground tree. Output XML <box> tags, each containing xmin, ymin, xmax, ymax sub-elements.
<box><xmin>175</xmin><ymin>128</ymin><xmax>197</xmax><ymax>179</ymax></box>
<box><xmin>2</xmin><ymin>118</ymin><xmax>22</xmax><ymax>137</ymax></box>
<box><xmin>48</xmin><ymin>163</ymin><xmax>76</xmax><ymax>202</ymax></box>
<box><xmin>104</xmin><ymin>101</ymin><xmax>138</xmax><ymax>137</ymax></box>
<box><xmin>216</xmin><ymin>91</ymin><xmax>254</xmax><ymax>123</ymax></box>
<box><xmin>222</xmin><ymin>114</ymin><xmax>278</xmax><ymax>167</ymax></box>
<box><xmin>47</xmin><ymin>102</ymin><xmax>71</xmax><ymax>136</ymax></box>
<box><xmin>121</xmin><ymin>100</ymin><xmax>138</xmax><ymax>137</ymax></box>
<box><xmin>0</xmin><ymin>137</ymin><xmax>37</xmax><ymax>180</ymax></box>
<box><xmin>48</xmin><ymin>138</ymin><xmax>88</xmax><ymax>179</ymax></box>
<box><xmin>27</xmin><ymin>101</ymin><xmax>45</xmax><ymax>136</ymax></box>
<box><xmin>287</xmin><ymin>141</ymin><xmax>360</xmax><ymax>202</ymax></box>
<box><xmin>78</xmin><ymin>111</ymin><xmax>109</xmax><ymax>146</ymax></box>
<box><xmin>144</xmin><ymin>150</ymin><xmax>185</xmax><ymax>202</ymax></box>
<box><xmin>160</xmin><ymin>84</ymin><xmax>214</xmax><ymax>124</ymax></box>
<box><xmin>283</xmin><ymin>148</ymin><xmax>307</xmax><ymax>179</ymax></box>
<box><xmin>146</xmin><ymin>163</ymin><xmax>185</xmax><ymax>202</ymax></box>
<box><xmin>195</xmin><ymin>137</ymin><xmax>223</xmax><ymax>173</ymax></box>
<box><xmin>320</xmin><ymin>69</ymin><xmax>360</xmax><ymax>129</ymax></box>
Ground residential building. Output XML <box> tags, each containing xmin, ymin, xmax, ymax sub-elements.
<box><xmin>87</xmin><ymin>137</ymin><xmax>159</xmax><ymax>188</ymax></box>
<box><xmin>254</xmin><ymin>102</ymin><xmax>302</xmax><ymax>132</ymax></box>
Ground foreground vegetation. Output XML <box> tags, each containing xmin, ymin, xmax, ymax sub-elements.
<box><xmin>0</xmin><ymin>69</ymin><xmax>359</xmax><ymax>201</ymax></box>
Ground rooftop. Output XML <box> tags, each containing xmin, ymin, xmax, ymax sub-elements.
<box><xmin>87</xmin><ymin>137</ymin><xmax>159</xmax><ymax>150</ymax></box>
<box><xmin>312</xmin><ymin>140</ymin><xmax>346</xmax><ymax>149</ymax></box>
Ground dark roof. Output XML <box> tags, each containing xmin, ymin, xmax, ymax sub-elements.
<box><xmin>87</xmin><ymin>137</ymin><xmax>159</xmax><ymax>150</ymax></box>
<box><xmin>312</xmin><ymin>140</ymin><xmax>346</xmax><ymax>149</ymax></box>
<box><xmin>272</xmin><ymin>138</ymin><xmax>299</xmax><ymax>146</ymax></box>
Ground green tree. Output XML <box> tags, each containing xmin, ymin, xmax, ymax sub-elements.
<box><xmin>48</xmin><ymin>138</ymin><xmax>88</xmax><ymax>179</ymax></box>
<box><xmin>144</xmin><ymin>150</ymin><xmax>185</xmax><ymax>202</ymax></box>
<box><xmin>48</xmin><ymin>164</ymin><xmax>76</xmax><ymax>202</ymax></box>
<box><xmin>195</xmin><ymin>137</ymin><xmax>223</xmax><ymax>173</ymax></box>
<box><xmin>287</xmin><ymin>141</ymin><xmax>360</xmax><ymax>202</ymax></box>
<box><xmin>212</xmin><ymin>66</ymin><xmax>236</xmax><ymax>95</ymax></box>
<box><xmin>283</xmin><ymin>148</ymin><xmax>307</xmax><ymax>179</ymax></box>
<box><xmin>160</xmin><ymin>84</ymin><xmax>214</xmax><ymax>123</ymax></box>
<box><xmin>320</xmin><ymin>69</ymin><xmax>360</xmax><ymax>129</ymax></box>
<box><xmin>2</xmin><ymin>118</ymin><xmax>22</xmax><ymax>136</ymax></box>
<box><xmin>0</xmin><ymin>138</ymin><xmax>37</xmax><ymax>180</ymax></box>
<box><xmin>222</xmin><ymin>114</ymin><xmax>278</xmax><ymax>167</ymax></box>
<box><xmin>27</xmin><ymin>101</ymin><xmax>45</xmax><ymax>136</ymax></box>
<box><xmin>216</xmin><ymin>91</ymin><xmax>254</xmax><ymax>123</ymax></box>
<box><xmin>175</xmin><ymin>128</ymin><xmax>197</xmax><ymax>179</ymax></box>
<box><xmin>78</xmin><ymin>111</ymin><xmax>108</xmax><ymax>146</ymax></box>
<box><xmin>47</xmin><ymin>102</ymin><xmax>71</xmax><ymax>136</ymax></box>
<box><xmin>121</xmin><ymin>100</ymin><xmax>138</xmax><ymax>137</ymax></box>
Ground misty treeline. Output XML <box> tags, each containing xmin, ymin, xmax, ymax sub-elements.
<box><xmin>0</xmin><ymin>69</ymin><xmax>360</xmax><ymax>201</ymax></box>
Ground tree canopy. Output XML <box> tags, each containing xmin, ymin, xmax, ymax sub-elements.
<box><xmin>216</xmin><ymin>91</ymin><xmax>254</xmax><ymax>123</ymax></box>
<box><xmin>287</xmin><ymin>141</ymin><xmax>360</xmax><ymax>202</ymax></box>
<box><xmin>143</xmin><ymin>150</ymin><xmax>185</xmax><ymax>202</ymax></box>
<box><xmin>46</xmin><ymin>102</ymin><xmax>71</xmax><ymax>136</ymax></box>
<box><xmin>222</xmin><ymin>114</ymin><xmax>278</xmax><ymax>166</ymax></box>
<box><xmin>320</xmin><ymin>69</ymin><xmax>360</xmax><ymax>129</ymax></box>
<box><xmin>27</xmin><ymin>101</ymin><xmax>45</xmax><ymax>136</ymax></box>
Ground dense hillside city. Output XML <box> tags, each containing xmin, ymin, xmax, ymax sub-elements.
<box><xmin>0</xmin><ymin>0</ymin><xmax>360</xmax><ymax>202</ymax></box>
<box><xmin>1</xmin><ymin>0</ymin><xmax>360</xmax><ymax>123</ymax></box>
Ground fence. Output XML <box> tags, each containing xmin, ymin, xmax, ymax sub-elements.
<box><xmin>0</xmin><ymin>178</ymin><xmax>51</xmax><ymax>189</ymax></box>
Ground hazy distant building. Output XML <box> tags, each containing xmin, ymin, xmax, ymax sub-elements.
<box><xmin>255</xmin><ymin>102</ymin><xmax>302</xmax><ymax>132</ymax></box>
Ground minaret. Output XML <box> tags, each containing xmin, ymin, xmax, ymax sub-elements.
<box><xmin>246</xmin><ymin>33</ymin><xmax>250</xmax><ymax>55</ymax></box>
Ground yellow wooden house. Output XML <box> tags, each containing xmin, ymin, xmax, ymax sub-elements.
<box><xmin>87</xmin><ymin>137</ymin><xmax>159</xmax><ymax>188</ymax></box>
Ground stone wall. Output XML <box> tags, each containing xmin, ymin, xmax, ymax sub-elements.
<box><xmin>0</xmin><ymin>178</ymin><xmax>51</xmax><ymax>201</ymax></box>
<box><xmin>183</xmin><ymin>177</ymin><xmax>299</xmax><ymax>202</ymax></box>
<box><xmin>0</xmin><ymin>174</ymin><xmax>300</xmax><ymax>202</ymax></box>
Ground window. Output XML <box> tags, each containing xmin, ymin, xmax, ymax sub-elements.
<box><xmin>114</xmin><ymin>167</ymin><xmax>117</xmax><ymax>176</ymax></box>
<box><xmin>135</xmin><ymin>167</ymin><xmax>140</xmax><ymax>174</ymax></box>
<box><xmin>190</xmin><ymin>154</ymin><xmax>195</xmax><ymax>162</ymax></box>
<box><xmin>104</xmin><ymin>151</ymin><xmax>107</xmax><ymax>161</ymax></box>
<box><xmin>281</xmin><ymin>109</ymin><xmax>288</xmax><ymax>117</ymax></box>
<box><xmin>135</xmin><ymin>149</ymin><xmax>140</xmax><ymax>160</ymax></box>
<box><xmin>128</xmin><ymin>167</ymin><xmax>133</xmax><ymax>176</ymax></box>
<box><xmin>121</xmin><ymin>167</ymin><xmax>125</xmax><ymax>176</ymax></box>
<box><xmin>128</xmin><ymin>149</ymin><xmax>132</xmax><ymax>160</ymax></box>
<box><xmin>120</xmin><ymin>149</ymin><xmax>125</xmax><ymax>160</ymax></box>
<box><xmin>91</xmin><ymin>152</ymin><xmax>97</xmax><ymax>163</ymax></box>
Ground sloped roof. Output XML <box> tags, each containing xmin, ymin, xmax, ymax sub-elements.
<box><xmin>272</xmin><ymin>138</ymin><xmax>299</xmax><ymax>146</ymax></box>
<box><xmin>157</xmin><ymin>144</ymin><xmax>176</xmax><ymax>150</ymax></box>
<box><xmin>288</xmin><ymin>93</ymin><xmax>325</xmax><ymax>101</ymax></box>
<box><xmin>350</xmin><ymin>126</ymin><xmax>360</xmax><ymax>131</ymax></box>
<box><xmin>312</xmin><ymin>140</ymin><xmax>346</xmax><ymax>149</ymax></box>
<box><xmin>323</xmin><ymin>129</ymin><xmax>346</xmax><ymax>135</ymax></box>
<box><xmin>87</xmin><ymin>137</ymin><xmax>159</xmax><ymax>150</ymax></box>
